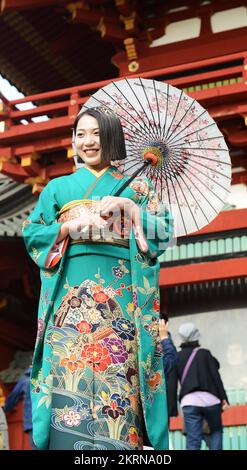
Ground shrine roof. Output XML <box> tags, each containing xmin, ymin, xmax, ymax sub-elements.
<box><xmin>0</xmin><ymin>6</ymin><xmax>117</xmax><ymax>95</ymax></box>
<box><xmin>0</xmin><ymin>174</ymin><xmax>35</xmax><ymax>237</ymax></box>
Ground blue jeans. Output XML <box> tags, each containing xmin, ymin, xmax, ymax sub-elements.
<box><xmin>182</xmin><ymin>404</ymin><xmax>223</xmax><ymax>450</ymax></box>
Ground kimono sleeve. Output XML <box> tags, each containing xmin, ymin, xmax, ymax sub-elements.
<box><xmin>140</xmin><ymin>179</ymin><xmax>174</xmax><ymax>258</ymax></box>
<box><xmin>22</xmin><ymin>181</ymin><xmax>67</xmax><ymax>269</ymax></box>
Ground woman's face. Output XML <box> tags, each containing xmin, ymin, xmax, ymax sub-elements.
<box><xmin>74</xmin><ymin>114</ymin><xmax>102</xmax><ymax>166</ymax></box>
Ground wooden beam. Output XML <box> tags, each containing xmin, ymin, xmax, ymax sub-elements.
<box><xmin>159</xmin><ymin>257</ymin><xmax>247</xmax><ymax>287</ymax></box>
<box><xmin>114</xmin><ymin>27</ymin><xmax>247</xmax><ymax>76</ymax></box>
<box><xmin>227</xmin><ymin>129</ymin><xmax>247</xmax><ymax>147</ymax></box>
<box><xmin>21</xmin><ymin>153</ymin><xmax>42</xmax><ymax>176</ymax></box>
<box><xmin>0</xmin><ymin>160</ymin><xmax>29</xmax><ymax>180</ymax></box>
<box><xmin>0</xmin><ymin>116</ymin><xmax>72</xmax><ymax>145</ymax></box>
<box><xmin>170</xmin><ymin>65</ymin><xmax>243</xmax><ymax>89</ymax></box>
<box><xmin>231</xmin><ymin>155</ymin><xmax>247</xmax><ymax>168</ymax></box>
<box><xmin>46</xmin><ymin>160</ymin><xmax>73</xmax><ymax>178</ymax></box>
<box><xmin>10</xmin><ymin>100</ymin><xmax>70</xmax><ymax>120</ymax></box>
<box><xmin>232</xmin><ymin>171</ymin><xmax>247</xmax><ymax>185</ymax></box>
<box><xmin>0</xmin><ymin>137</ymin><xmax>72</xmax><ymax>158</ymax></box>
<box><xmin>191</xmin><ymin>83</ymin><xmax>247</xmax><ymax>108</ymax></box>
<box><xmin>72</xmin><ymin>8</ymin><xmax>111</xmax><ymax>26</ymax></box>
<box><xmin>209</xmin><ymin>102</ymin><xmax>247</xmax><ymax>121</ymax></box>
<box><xmin>1</xmin><ymin>0</ymin><xmax>66</xmax><ymax>12</ymax></box>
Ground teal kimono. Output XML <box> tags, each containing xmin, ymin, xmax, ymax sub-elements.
<box><xmin>22</xmin><ymin>165</ymin><xmax>173</xmax><ymax>450</ymax></box>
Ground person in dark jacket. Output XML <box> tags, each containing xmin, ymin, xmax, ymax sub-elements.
<box><xmin>143</xmin><ymin>318</ymin><xmax>178</xmax><ymax>449</ymax></box>
<box><xmin>4</xmin><ymin>367</ymin><xmax>36</xmax><ymax>450</ymax></box>
<box><xmin>159</xmin><ymin>318</ymin><xmax>179</xmax><ymax>420</ymax></box>
<box><xmin>159</xmin><ymin>317</ymin><xmax>179</xmax><ymax>450</ymax></box>
<box><xmin>159</xmin><ymin>318</ymin><xmax>178</xmax><ymax>380</ymax></box>
<box><xmin>168</xmin><ymin>323</ymin><xmax>229</xmax><ymax>450</ymax></box>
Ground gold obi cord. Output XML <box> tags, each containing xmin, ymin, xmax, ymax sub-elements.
<box><xmin>58</xmin><ymin>199</ymin><xmax>131</xmax><ymax>248</ymax></box>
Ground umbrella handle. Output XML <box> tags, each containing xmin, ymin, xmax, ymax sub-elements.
<box><xmin>113</xmin><ymin>159</ymin><xmax>152</xmax><ymax>197</ymax></box>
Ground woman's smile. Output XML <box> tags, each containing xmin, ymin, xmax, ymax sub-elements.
<box><xmin>84</xmin><ymin>148</ymin><xmax>100</xmax><ymax>156</ymax></box>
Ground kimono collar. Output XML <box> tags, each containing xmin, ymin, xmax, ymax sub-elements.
<box><xmin>83</xmin><ymin>164</ymin><xmax>110</xmax><ymax>178</ymax></box>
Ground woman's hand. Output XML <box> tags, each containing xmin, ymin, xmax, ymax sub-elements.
<box><xmin>98</xmin><ymin>196</ymin><xmax>134</xmax><ymax>217</ymax></box>
<box><xmin>57</xmin><ymin>209</ymin><xmax>106</xmax><ymax>242</ymax></box>
<box><xmin>67</xmin><ymin>211</ymin><xmax>107</xmax><ymax>233</ymax></box>
<box><xmin>98</xmin><ymin>196</ymin><xmax>148</xmax><ymax>253</ymax></box>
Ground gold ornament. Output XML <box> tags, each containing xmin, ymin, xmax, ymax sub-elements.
<box><xmin>128</xmin><ymin>61</ymin><xmax>139</xmax><ymax>72</ymax></box>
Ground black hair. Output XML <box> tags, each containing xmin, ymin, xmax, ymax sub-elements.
<box><xmin>73</xmin><ymin>107</ymin><xmax>127</xmax><ymax>164</ymax></box>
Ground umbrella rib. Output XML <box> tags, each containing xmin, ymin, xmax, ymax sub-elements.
<box><xmin>113</xmin><ymin>80</ymin><xmax>158</xmax><ymax>141</ymax></box>
<box><xmin>120</xmin><ymin>148</ymin><xmax>142</xmax><ymax>167</ymax></box>
<box><xmin>172</xmin><ymin>150</ymin><xmax>231</xmax><ymax>166</ymax></box>
<box><xmin>151</xmin><ymin>165</ymin><xmax>160</xmax><ymax>199</ymax></box>
<box><xmin>182</xmin><ymin>164</ymin><xmax>230</xmax><ymax>204</ymax></box>
<box><xmin>158</xmin><ymin>170</ymin><xmax>163</xmax><ymax>197</ymax></box>
<box><xmin>163</xmin><ymin>88</ymin><xmax>183</xmax><ymax>141</ymax></box>
<box><xmin>156</xmin><ymin>168</ymin><xmax>163</xmax><ymax>195</ymax></box>
<box><xmin>161</xmin><ymin>82</ymin><xmax>170</xmax><ymax>140</ymax></box>
<box><xmin>169</xmin><ymin>122</ymin><xmax>222</xmax><ymax>146</ymax></box>
<box><xmin>167</xmin><ymin>109</ymin><xmax>208</xmax><ymax>145</ymax></box>
<box><xmin>174</xmin><ymin>169</ymin><xmax>212</xmax><ymax>223</ymax></box>
<box><xmin>121</xmin><ymin>155</ymin><xmax>139</xmax><ymax>171</ymax></box>
<box><xmin>125</xmin><ymin>130</ymin><xmax>154</xmax><ymax>149</ymax></box>
<box><xmin>121</xmin><ymin>159</ymin><xmax>142</xmax><ymax>174</ymax></box>
<box><xmin>145</xmin><ymin>164</ymin><xmax>161</xmax><ymax>198</ymax></box>
<box><xmin>185</xmin><ymin>159</ymin><xmax>231</xmax><ymax>192</ymax></box>
<box><xmin>173</xmin><ymin>172</ymin><xmax>201</xmax><ymax>230</ymax></box>
<box><xmin>172</xmin><ymin>167</ymin><xmax>217</xmax><ymax>215</ymax></box>
<box><xmin>124</xmin><ymin>79</ymin><xmax>158</xmax><ymax>141</ymax></box>
<box><xmin>158</xmin><ymin>165</ymin><xmax>164</xmax><ymax>201</ymax></box>
<box><xmin>174</xmin><ymin>151</ymin><xmax>231</xmax><ymax>180</ymax></box>
<box><xmin>161</xmin><ymin>165</ymin><xmax>201</xmax><ymax>229</ymax></box>
<box><xmin>169</xmin><ymin>172</ymin><xmax>188</xmax><ymax>234</ymax></box>
<box><xmin>124</xmin><ymin>143</ymin><xmax>151</xmax><ymax>166</ymax></box>
<box><xmin>139</xmin><ymin>77</ymin><xmax>161</xmax><ymax>141</ymax></box>
<box><xmin>142</xmin><ymin>162</ymin><xmax>153</xmax><ymax>183</ymax></box>
<box><xmin>172</xmin><ymin>135</ymin><xmax>225</xmax><ymax>147</ymax></box>
<box><xmin>90</xmin><ymin>90</ymin><xmax>154</xmax><ymax>144</ymax></box>
<box><xmin>135</xmin><ymin>164</ymin><xmax>147</xmax><ymax>180</ymax></box>
<box><xmin>159</xmin><ymin>165</ymin><xmax>169</xmax><ymax>203</ymax></box>
<box><xmin>85</xmin><ymin>97</ymin><xmax>149</xmax><ymax>146</ymax></box>
<box><xmin>182</xmin><ymin>171</ymin><xmax>219</xmax><ymax>214</ymax></box>
<box><xmin>145</xmin><ymin>163</ymin><xmax>156</xmax><ymax>189</ymax></box>
<box><xmin>171</xmin><ymin>145</ymin><xmax>229</xmax><ymax>152</ymax></box>
<box><xmin>163</xmin><ymin>166</ymin><xmax>172</xmax><ymax>213</ymax></box>
<box><xmin>165</xmin><ymin>96</ymin><xmax>196</xmax><ymax>143</ymax></box>
<box><xmin>153</xmin><ymin>79</ymin><xmax>161</xmax><ymax>137</ymax></box>
<box><xmin>123</xmin><ymin>146</ymin><xmax>160</xmax><ymax>176</ymax></box>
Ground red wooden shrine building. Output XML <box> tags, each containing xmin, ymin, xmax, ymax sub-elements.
<box><xmin>0</xmin><ymin>0</ymin><xmax>247</xmax><ymax>450</ymax></box>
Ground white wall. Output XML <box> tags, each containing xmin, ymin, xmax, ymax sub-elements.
<box><xmin>169</xmin><ymin>307</ymin><xmax>247</xmax><ymax>391</ymax></box>
<box><xmin>151</xmin><ymin>6</ymin><xmax>247</xmax><ymax>47</ymax></box>
<box><xmin>227</xmin><ymin>184</ymin><xmax>247</xmax><ymax>209</ymax></box>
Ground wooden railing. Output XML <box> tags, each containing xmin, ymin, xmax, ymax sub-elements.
<box><xmin>0</xmin><ymin>50</ymin><xmax>247</xmax><ymax>133</ymax></box>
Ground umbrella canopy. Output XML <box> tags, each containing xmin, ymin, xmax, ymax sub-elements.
<box><xmin>81</xmin><ymin>78</ymin><xmax>231</xmax><ymax>237</ymax></box>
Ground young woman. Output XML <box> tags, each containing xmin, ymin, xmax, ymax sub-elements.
<box><xmin>23</xmin><ymin>107</ymin><xmax>173</xmax><ymax>450</ymax></box>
